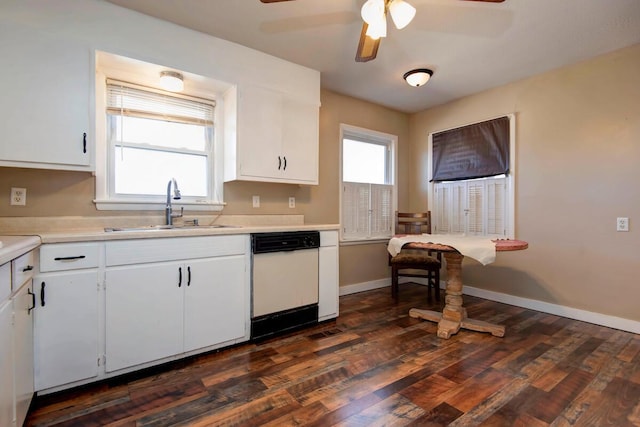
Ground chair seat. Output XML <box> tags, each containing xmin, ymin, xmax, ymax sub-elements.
<box><xmin>391</xmin><ymin>252</ymin><xmax>441</xmax><ymax>266</ymax></box>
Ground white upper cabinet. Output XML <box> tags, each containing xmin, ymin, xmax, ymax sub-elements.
<box><xmin>226</xmin><ymin>84</ymin><xmax>320</xmax><ymax>185</ymax></box>
<box><xmin>0</xmin><ymin>20</ymin><xmax>93</xmax><ymax>171</ymax></box>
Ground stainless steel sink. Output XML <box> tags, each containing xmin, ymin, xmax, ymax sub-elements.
<box><xmin>104</xmin><ymin>224</ymin><xmax>239</xmax><ymax>232</ymax></box>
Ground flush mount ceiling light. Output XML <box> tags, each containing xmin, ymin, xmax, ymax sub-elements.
<box><xmin>159</xmin><ymin>70</ymin><xmax>184</xmax><ymax>92</ymax></box>
<box><xmin>403</xmin><ymin>68</ymin><xmax>433</xmax><ymax>87</ymax></box>
<box><xmin>361</xmin><ymin>0</ymin><xmax>416</xmax><ymax>40</ymax></box>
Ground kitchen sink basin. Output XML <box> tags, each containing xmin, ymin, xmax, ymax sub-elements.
<box><xmin>104</xmin><ymin>224</ymin><xmax>239</xmax><ymax>232</ymax></box>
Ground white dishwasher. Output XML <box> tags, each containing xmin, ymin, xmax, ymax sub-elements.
<box><xmin>251</xmin><ymin>231</ymin><xmax>320</xmax><ymax>340</ymax></box>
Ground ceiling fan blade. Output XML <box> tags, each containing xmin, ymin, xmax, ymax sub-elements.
<box><xmin>260</xmin><ymin>0</ymin><xmax>295</xmax><ymax>3</ymax></box>
<box><xmin>355</xmin><ymin>22</ymin><xmax>380</xmax><ymax>62</ymax></box>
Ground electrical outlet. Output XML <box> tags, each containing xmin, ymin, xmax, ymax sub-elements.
<box><xmin>289</xmin><ymin>197</ymin><xmax>296</xmax><ymax>208</ymax></box>
<box><xmin>10</xmin><ymin>187</ymin><xmax>26</xmax><ymax>206</ymax></box>
<box><xmin>252</xmin><ymin>195</ymin><xmax>260</xmax><ymax>208</ymax></box>
<box><xmin>617</xmin><ymin>217</ymin><xmax>629</xmax><ymax>232</ymax></box>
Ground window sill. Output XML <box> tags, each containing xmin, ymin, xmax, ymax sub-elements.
<box><xmin>94</xmin><ymin>199</ymin><xmax>225</xmax><ymax>212</ymax></box>
<box><xmin>340</xmin><ymin>237</ymin><xmax>390</xmax><ymax>246</ymax></box>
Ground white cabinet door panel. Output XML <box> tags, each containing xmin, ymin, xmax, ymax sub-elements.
<box><xmin>318</xmin><ymin>245</ymin><xmax>339</xmax><ymax>321</ymax></box>
<box><xmin>184</xmin><ymin>256</ymin><xmax>246</xmax><ymax>352</ymax></box>
<box><xmin>281</xmin><ymin>98</ymin><xmax>319</xmax><ymax>183</ymax></box>
<box><xmin>34</xmin><ymin>271</ymin><xmax>99</xmax><ymax>391</ymax></box>
<box><xmin>0</xmin><ymin>301</ymin><xmax>13</xmax><ymax>427</ymax></box>
<box><xmin>237</xmin><ymin>85</ymin><xmax>282</xmax><ymax>179</ymax></box>
<box><xmin>105</xmin><ymin>262</ymin><xmax>184</xmax><ymax>372</ymax></box>
<box><xmin>13</xmin><ymin>282</ymin><xmax>34</xmax><ymax>427</ymax></box>
<box><xmin>0</xmin><ymin>20</ymin><xmax>91</xmax><ymax>169</ymax></box>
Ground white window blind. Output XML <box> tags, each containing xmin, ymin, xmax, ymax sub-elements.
<box><xmin>106</xmin><ymin>80</ymin><xmax>214</xmax><ymax>126</ymax></box>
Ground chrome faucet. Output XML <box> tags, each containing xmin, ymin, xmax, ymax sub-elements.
<box><xmin>165</xmin><ymin>178</ymin><xmax>183</xmax><ymax>225</ymax></box>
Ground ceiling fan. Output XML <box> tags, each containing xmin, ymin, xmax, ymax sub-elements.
<box><xmin>260</xmin><ymin>0</ymin><xmax>505</xmax><ymax>62</ymax></box>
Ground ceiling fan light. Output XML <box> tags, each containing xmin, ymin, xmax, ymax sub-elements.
<box><xmin>361</xmin><ymin>0</ymin><xmax>385</xmax><ymax>25</ymax></box>
<box><xmin>365</xmin><ymin>15</ymin><xmax>387</xmax><ymax>40</ymax></box>
<box><xmin>403</xmin><ymin>68</ymin><xmax>433</xmax><ymax>87</ymax></box>
<box><xmin>389</xmin><ymin>0</ymin><xmax>416</xmax><ymax>29</ymax></box>
<box><xmin>159</xmin><ymin>70</ymin><xmax>184</xmax><ymax>92</ymax></box>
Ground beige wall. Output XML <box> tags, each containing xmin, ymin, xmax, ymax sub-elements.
<box><xmin>0</xmin><ymin>88</ymin><xmax>409</xmax><ymax>289</ymax></box>
<box><xmin>409</xmin><ymin>44</ymin><xmax>640</xmax><ymax>321</ymax></box>
<box><xmin>2</xmin><ymin>44</ymin><xmax>638</xmax><ymax>322</ymax></box>
<box><xmin>311</xmin><ymin>90</ymin><xmax>410</xmax><ymax>288</ymax></box>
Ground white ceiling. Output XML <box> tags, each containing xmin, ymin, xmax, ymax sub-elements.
<box><xmin>104</xmin><ymin>0</ymin><xmax>640</xmax><ymax>113</ymax></box>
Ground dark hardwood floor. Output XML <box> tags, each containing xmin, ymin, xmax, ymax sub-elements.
<box><xmin>26</xmin><ymin>284</ymin><xmax>640</xmax><ymax>426</ymax></box>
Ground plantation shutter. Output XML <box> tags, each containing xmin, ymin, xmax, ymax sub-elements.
<box><xmin>486</xmin><ymin>178</ymin><xmax>506</xmax><ymax>235</ymax></box>
<box><xmin>370</xmin><ymin>184</ymin><xmax>393</xmax><ymax>238</ymax></box>
<box><xmin>434</xmin><ymin>177</ymin><xmax>506</xmax><ymax>237</ymax></box>
<box><xmin>342</xmin><ymin>183</ymin><xmax>370</xmax><ymax>239</ymax></box>
<box><xmin>467</xmin><ymin>181</ymin><xmax>484</xmax><ymax>235</ymax></box>
<box><xmin>342</xmin><ymin>182</ymin><xmax>393</xmax><ymax>239</ymax></box>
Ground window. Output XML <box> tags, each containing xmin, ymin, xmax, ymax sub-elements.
<box><xmin>95</xmin><ymin>77</ymin><xmax>223</xmax><ymax>211</ymax></box>
<box><xmin>429</xmin><ymin>115</ymin><xmax>515</xmax><ymax>238</ymax></box>
<box><xmin>340</xmin><ymin>124</ymin><xmax>397</xmax><ymax>241</ymax></box>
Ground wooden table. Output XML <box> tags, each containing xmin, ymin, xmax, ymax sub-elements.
<box><xmin>396</xmin><ymin>238</ymin><xmax>528</xmax><ymax>339</ymax></box>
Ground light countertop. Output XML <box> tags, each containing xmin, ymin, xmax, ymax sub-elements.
<box><xmin>34</xmin><ymin>223</ymin><xmax>340</xmax><ymax>244</ymax></box>
<box><xmin>0</xmin><ymin>215</ymin><xmax>339</xmax><ymax>244</ymax></box>
<box><xmin>0</xmin><ymin>235</ymin><xmax>41</xmax><ymax>265</ymax></box>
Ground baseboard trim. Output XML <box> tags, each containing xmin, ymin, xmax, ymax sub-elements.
<box><xmin>339</xmin><ymin>279</ymin><xmax>390</xmax><ymax>296</ymax></box>
<box><xmin>339</xmin><ymin>279</ymin><xmax>640</xmax><ymax>334</ymax></box>
<box><xmin>463</xmin><ymin>285</ymin><xmax>640</xmax><ymax>334</ymax></box>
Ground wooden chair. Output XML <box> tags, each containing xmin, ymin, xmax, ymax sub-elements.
<box><xmin>390</xmin><ymin>212</ymin><xmax>441</xmax><ymax>302</ymax></box>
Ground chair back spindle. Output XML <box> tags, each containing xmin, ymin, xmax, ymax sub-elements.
<box><xmin>396</xmin><ymin>212</ymin><xmax>432</xmax><ymax>235</ymax></box>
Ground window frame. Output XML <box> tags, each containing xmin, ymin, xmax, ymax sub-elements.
<box><xmin>428</xmin><ymin>114</ymin><xmax>516</xmax><ymax>238</ymax></box>
<box><xmin>339</xmin><ymin>124</ymin><xmax>398</xmax><ymax>243</ymax></box>
<box><xmin>94</xmin><ymin>73</ymin><xmax>226</xmax><ymax>212</ymax></box>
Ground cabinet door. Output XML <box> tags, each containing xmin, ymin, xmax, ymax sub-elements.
<box><xmin>0</xmin><ymin>20</ymin><xmax>91</xmax><ymax>169</ymax></box>
<box><xmin>184</xmin><ymin>256</ymin><xmax>247</xmax><ymax>353</ymax></box>
<box><xmin>34</xmin><ymin>271</ymin><xmax>99</xmax><ymax>391</ymax></box>
<box><xmin>237</xmin><ymin>85</ymin><xmax>283</xmax><ymax>179</ymax></box>
<box><xmin>318</xmin><ymin>245</ymin><xmax>339</xmax><ymax>321</ymax></box>
<box><xmin>13</xmin><ymin>282</ymin><xmax>34</xmax><ymax>427</ymax></box>
<box><xmin>281</xmin><ymin>98</ymin><xmax>319</xmax><ymax>184</ymax></box>
<box><xmin>105</xmin><ymin>262</ymin><xmax>184</xmax><ymax>372</ymax></box>
<box><xmin>0</xmin><ymin>301</ymin><xmax>14</xmax><ymax>427</ymax></box>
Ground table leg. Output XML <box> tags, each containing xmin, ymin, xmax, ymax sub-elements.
<box><xmin>409</xmin><ymin>251</ymin><xmax>505</xmax><ymax>338</ymax></box>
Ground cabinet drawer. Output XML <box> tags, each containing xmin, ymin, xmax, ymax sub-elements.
<box><xmin>12</xmin><ymin>250</ymin><xmax>35</xmax><ymax>290</ymax></box>
<box><xmin>106</xmin><ymin>235</ymin><xmax>247</xmax><ymax>266</ymax></box>
<box><xmin>40</xmin><ymin>243</ymin><xmax>100</xmax><ymax>272</ymax></box>
<box><xmin>320</xmin><ymin>231</ymin><xmax>338</xmax><ymax>247</ymax></box>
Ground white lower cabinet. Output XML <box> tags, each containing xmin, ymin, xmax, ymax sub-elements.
<box><xmin>13</xmin><ymin>281</ymin><xmax>35</xmax><ymax>427</ymax></box>
<box><xmin>1</xmin><ymin>248</ymin><xmax>37</xmax><ymax>427</ymax></box>
<box><xmin>105</xmin><ymin>261</ymin><xmax>184</xmax><ymax>372</ymax></box>
<box><xmin>105</xmin><ymin>236</ymin><xmax>249</xmax><ymax>373</ymax></box>
<box><xmin>183</xmin><ymin>256</ymin><xmax>246</xmax><ymax>353</ymax></box>
<box><xmin>33</xmin><ymin>270</ymin><xmax>99</xmax><ymax>391</ymax></box>
<box><xmin>318</xmin><ymin>231</ymin><xmax>339</xmax><ymax>321</ymax></box>
<box><xmin>0</xmin><ymin>300</ymin><xmax>13</xmax><ymax>427</ymax></box>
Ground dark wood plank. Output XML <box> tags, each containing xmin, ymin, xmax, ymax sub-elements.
<box><xmin>24</xmin><ymin>283</ymin><xmax>640</xmax><ymax>427</ymax></box>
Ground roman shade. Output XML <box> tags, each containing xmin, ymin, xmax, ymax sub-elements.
<box><xmin>432</xmin><ymin>116</ymin><xmax>510</xmax><ymax>182</ymax></box>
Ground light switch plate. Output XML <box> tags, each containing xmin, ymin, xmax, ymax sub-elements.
<box><xmin>252</xmin><ymin>195</ymin><xmax>260</xmax><ymax>208</ymax></box>
<box><xmin>289</xmin><ymin>197</ymin><xmax>295</xmax><ymax>208</ymax></box>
